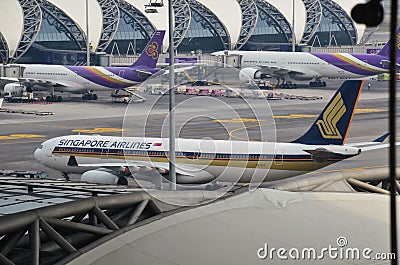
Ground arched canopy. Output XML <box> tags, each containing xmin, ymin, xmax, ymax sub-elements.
<box><xmin>309</xmin><ymin>0</ymin><xmax>358</xmax><ymax>46</ymax></box>
<box><xmin>0</xmin><ymin>32</ymin><xmax>9</xmax><ymax>63</ymax></box>
<box><xmin>244</xmin><ymin>0</ymin><xmax>292</xmax><ymax>50</ymax></box>
<box><xmin>11</xmin><ymin>0</ymin><xmax>42</xmax><ymax>62</ymax></box>
<box><xmin>96</xmin><ymin>0</ymin><xmax>120</xmax><ymax>52</ymax></box>
<box><xmin>107</xmin><ymin>0</ymin><xmax>156</xmax><ymax>55</ymax></box>
<box><xmin>235</xmin><ymin>0</ymin><xmax>258</xmax><ymax>50</ymax></box>
<box><xmin>36</xmin><ymin>0</ymin><xmax>86</xmax><ymax>50</ymax></box>
<box><xmin>177</xmin><ymin>0</ymin><xmax>230</xmax><ymax>52</ymax></box>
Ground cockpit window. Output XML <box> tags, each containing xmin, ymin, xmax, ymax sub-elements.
<box><xmin>38</xmin><ymin>144</ymin><xmax>44</xmax><ymax>150</ymax></box>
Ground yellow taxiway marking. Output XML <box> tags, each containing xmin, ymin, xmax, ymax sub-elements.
<box><xmin>0</xmin><ymin>134</ymin><xmax>46</xmax><ymax>140</ymax></box>
<box><xmin>72</xmin><ymin>127</ymin><xmax>123</xmax><ymax>133</ymax></box>
<box><xmin>273</xmin><ymin>109</ymin><xmax>386</xmax><ymax>119</ymax></box>
<box><xmin>354</xmin><ymin>108</ymin><xmax>387</xmax><ymax>114</ymax></box>
<box><xmin>228</xmin><ymin>108</ymin><xmax>387</xmax><ymax>140</ymax></box>
<box><xmin>0</xmin><ymin>139</ymin><xmax>46</xmax><ymax>145</ymax></box>
<box><xmin>213</xmin><ymin>118</ymin><xmax>264</xmax><ymax>123</ymax></box>
<box><xmin>273</xmin><ymin>114</ymin><xmax>317</xmax><ymax>119</ymax></box>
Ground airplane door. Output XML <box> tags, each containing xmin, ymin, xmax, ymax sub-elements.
<box><xmin>119</xmin><ymin>70</ymin><xmax>125</xmax><ymax>78</ymax></box>
<box><xmin>274</xmin><ymin>149</ymin><xmax>284</xmax><ymax>166</ymax></box>
<box><xmin>101</xmin><ymin>148</ymin><xmax>109</xmax><ymax>159</ymax></box>
<box><xmin>46</xmin><ymin>145</ymin><xmax>53</xmax><ymax>157</ymax></box>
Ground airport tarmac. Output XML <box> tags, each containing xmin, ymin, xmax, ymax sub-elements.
<box><xmin>0</xmin><ymin>79</ymin><xmax>398</xmax><ymax>183</ymax></box>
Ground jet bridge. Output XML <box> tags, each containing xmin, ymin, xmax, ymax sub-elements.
<box><xmin>0</xmin><ymin>64</ymin><xmax>24</xmax><ymax>79</ymax></box>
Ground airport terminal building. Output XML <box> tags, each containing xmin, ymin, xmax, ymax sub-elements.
<box><xmin>0</xmin><ymin>0</ymin><xmax>369</xmax><ymax>65</ymax></box>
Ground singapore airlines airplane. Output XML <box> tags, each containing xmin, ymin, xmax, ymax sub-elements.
<box><xmin>34</xmin><ymin>80</ymin><xmax>388</xmax><ymax>186</ymax></box>
<box><xmin>212</xmin><ymin>27</ymin><xmax>400</xmax><ymax>88</ymax></box>
<box><xmin>2</xmin><ymin>30</ymin><xmax>165</xmax><ymax>101</ymax></box>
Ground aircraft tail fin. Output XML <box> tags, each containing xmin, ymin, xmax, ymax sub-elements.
<box><xmin>291</xmin><ymin>80</ymin><xmax>363</xmax><ymax>145</ymax></box>
<box><xmin>130</xmin><ymin>30</ymin><xmax>165</xmax><ymax>68</ymax></box>
<box><xmin>377</xmin><ymin>26</ymin><xmax>400</xmax><ymax>58</ymax></box>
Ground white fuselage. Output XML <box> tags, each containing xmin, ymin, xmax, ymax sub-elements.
<box><xmin>214</xmin><ymin>50</ymin><xmax>387</xmax><ymax>80</ymax></box>
<box><xmin>20</xmin><ymin>64</ymin><xmax>142</xmax><ymax>93</ymax></box>
<box><xmin>34</xmin><ymin>135</ymin><xmax>360</xmax><ymax>184</ymax></box>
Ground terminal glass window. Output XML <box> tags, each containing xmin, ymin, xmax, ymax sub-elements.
<box><xmin>178</xmin><ymin>13</ymin><xmax>225</xmax><ymax>53</ymax></box>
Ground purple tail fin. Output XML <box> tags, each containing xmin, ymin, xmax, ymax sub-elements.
<box><xmin>377</xmin><ymin>26</ymin><xmax>400</xmax><ymax>58</ymax></box>
<box><xmin>130</xmin><ymin>30</ymin><xmax>165</xmax><ymax>68</ymax></box>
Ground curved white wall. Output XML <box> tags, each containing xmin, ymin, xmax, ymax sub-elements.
<box><xmin>266</xmin><ymin>0</ymin><xmax>306</xmax><ymax>45</ymax></box>
<box><xmin>0</xmin><ymin>0</ymin><xmax>23</xmax><ymax>58</ymax></box>
<box><xmin>198</xmin><ymin>0</ymin><xmax>242</xmax><ymax>49</ymax></box>
<box><xmin>49</xmin><ymin>0</ymin><xmax>103</xmax><ymax>50</ymax></box>
<box><xmin>334</xmin><ymin>0</ymin><xmax>366</xmax><ymax>43</ymax></box>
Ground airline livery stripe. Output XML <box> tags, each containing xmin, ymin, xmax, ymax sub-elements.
<box><xmin>81</xmin><ymin>67</ymin><xmax>132</xmax><ymax>86</ymax></box>
<box><xmin>52</xmin><ymin>147</ymin><xmax>350</xmax><ymax>163</ymax></box>
<box><xmin>332</xmin><ymin>54</ymin><xmax>382</xmax><ymax>74</ymax></box>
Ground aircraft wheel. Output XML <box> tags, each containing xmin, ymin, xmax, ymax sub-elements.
<box><xmin>57</xmin><ymin>96</ymin><xmax>62</xmax><ymax>102</ymax></box>
<box><xmin>117</xmin><ymin>176</ymin><xmax>128</xmax><ymax>185</ymax></box>
<box><xmin>322</xmin><ymin>81</ymin><xmax>327</xmax><ymax>87</ymax></box>
<box><xmin>309</xmin><ymin>82</ymin><xmax>314</xmax><ymax>87</ymax></box>
<box><xmin>92</xmin><ymin>94</ymin><xmax>98</xmax><ymax>100</ymax></box>
<box><xmin>292</xmin><ymin>83</ymin><xmax>297</xmax><ymax>89</ymax></box>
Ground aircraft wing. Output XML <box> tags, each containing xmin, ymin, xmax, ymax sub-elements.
<box><xmin>348</xmin><ymin>142</ymin><xmax>400</xmax><ymax>152</ymax></box>
<box><xmin>0</xmin><ymin>77</ymin><xmax>19</xmax><ymax>83</ymax></box>
<box><xmin>18</xmin><ymin>78</ymin><xmax>70</xmax><ymax>87</ymax></box>
<box><xmin>344</xmin><ymin>133</ymin><xmax>397</xmax><ymax>151</ymax></box>
<box><xmin>380</xmin><ymin>60</ymin><xmax>400</xmax><ymax>67</ymax></box>
<box><xmin>257</xmin><ymin>64</ymin><xmax>306</xmax><ymax>76</ymax></box>
<box><xmin>132</xmin><ymin>69</ymin><xmax>153</xmax><ymax>76</ymax></box>
<box><xmin>71</xmin><ymin>158</ymin><xmax>213</xmax><ymax>180</ymax></box>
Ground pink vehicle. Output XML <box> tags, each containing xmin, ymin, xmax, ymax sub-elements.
<box><xmin>185</xmin><ymin>87</ymin><xmax>197</xmax><ymax>95</ymax></box>
<box><xmin>210</xmin><ymin>89</ymin><xmax>223</xmax><ymax>96</ymax></box>
<box><xmin>198</xmin><ymin>88</ymin><xmax>210</xmax><ymax>96</ymax></box>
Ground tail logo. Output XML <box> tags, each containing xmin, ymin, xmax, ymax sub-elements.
<box><xmin>145</xmin><ymin>42</ymin><xmax>159</xmax><ymax>59</ymax></box>
<box><xmin>316</xmin><ymin>92</ymin><xmax>346</xmax><ymax>139</ymax></box>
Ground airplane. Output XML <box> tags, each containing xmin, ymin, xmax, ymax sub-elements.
<box><xmin>1</xmin><ymin>30</ymin><xmax>165</xmax><ymax>101</ymax></box>
<box><xmin>34</xmin><ymin>80</ymin><xmax>389</xmax><ymax>187</ymax></box>
<box><xmin>212</xmin><ymin>27</ymin><xmax>400</xmax><ymax>89</ymax></box>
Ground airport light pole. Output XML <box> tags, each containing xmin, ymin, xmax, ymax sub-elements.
<box><xmin>86</xmin><ymin>0</ymin><xmax>90</xmax><ymax>66</ymax></box>
<box><xmin>389</xmin><ymin>0</ymin><xmax>398</xmax><ymax>263</ymax></box>
<box><xmin>168</xmin><ymin>0</ymin><xmax>177</xmax><ymax>191</ymax></box>
<box><xmin>292</xmin><ymin>0</ymin><xmax>295</xmax><ymax>52</ymax></box>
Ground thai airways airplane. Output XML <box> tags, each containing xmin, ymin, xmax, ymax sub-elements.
<box><xmin>212</xmin><ymin>27</ymin><xmax>400</xmax><ymax>88</ymax></box>
<box><xmin>2</xmin><ymin>30</ymin><xmax>165</xmax><ymax>101</ymax></box>
<box><xmin>34</xmin><ymin>80</ymin><xmax>389</xmax><ymax>187</ymax></box>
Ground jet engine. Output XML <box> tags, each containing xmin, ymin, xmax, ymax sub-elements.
<box><xmin>239</xmin><ymin>67</ymin><xmax>265</xmax><ymax>83</ymax></box>
<box><xmin>81</xmin><ymin>170</ymin><xmax>128</xmax><ymax>185</ymax></box>
<box><xmin>4</xmin><ymin>83</ymin><xmax>26</xmax><ymax>95</ymax></box>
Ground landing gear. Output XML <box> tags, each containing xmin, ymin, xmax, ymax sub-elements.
<box><xmin>82</xmin><ymin>92</ymin><xmax>98</xmax><ymax>100</ymax></box>
<box><xmin>277</xmin><ymin>81</ymin><xmax>297</xmax><ymax>89</ymax></box>
<box><xmin>46</xmin><ymin>95</ymin><xmax>62</xmax><ymax>102</ymax></box>
<box><xmin>117</xmin><ymin>176</ymin><xmax>128</xmax><ymax>185</ymax></box>
<box><xmin>309</xmin><ymin>80</ymin><xmax>326</xmax><ymax>87</ymax></box>
<box><xmin>62</xmin><ymin>172</ymin><xmax>70</xmax><ymax>181</ymax></box>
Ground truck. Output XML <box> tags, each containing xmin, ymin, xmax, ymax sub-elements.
<box><xmin>210</xmin><ymin>89</ymin><xmax>226</xmax><ymax>97</ymax></box>
<box><xmin>185</xmin><ymin>87</ymin><xmax>197</xmax><ymax>95</ymax></box>
<box><xmin>197</xmin><ymin>88</ymin><xmax>210</xmax><ymax>96</ymax></box>
<box><xmin>146</xmin><ymin>84</ymin><xmax>169</xmax><ymax>95</ymax></box>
